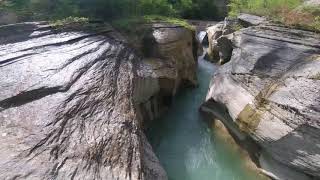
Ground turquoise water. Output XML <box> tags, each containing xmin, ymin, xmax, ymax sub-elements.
<box><xmin>146</xmin><ymin>59</ymin><xmax>259</xmax><ymax>180</ymax></box>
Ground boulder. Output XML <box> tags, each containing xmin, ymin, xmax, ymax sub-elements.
<box><xmin>205</xmin><ymin>19</ymin><xmax>237</xmax><ymax>63</ymax></box>
<box><xmin>201</xmin><ymin>24</ymin><xmax>320</xmax><ymax>179</ymax></box>
<box><xmin>205</xmin><ymin>22</ymin><xmax>224</xmax><ymax>62</ymax></box>
<box><xmin>0</xmin><ymin>22</ymin><xmax>197</xmax><ymax>180</ymax></box>
<box><xmin>205</xmin><ymin>14</ymin><xmax>270</xmax><ymax>64</ymax></box>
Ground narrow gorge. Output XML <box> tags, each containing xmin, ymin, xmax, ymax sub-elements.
<box><xmin>0</xmin><ymin>0</ymin><xmax>320</xmax><ymax>179</ymax></box>
<box><xmin>200</xmin><ymin>14</ymin><xmax>320</xmax><ymax>180</ymax></box>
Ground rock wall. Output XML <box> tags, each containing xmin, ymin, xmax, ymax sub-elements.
<box><xmin>0</xmin><ymin>22</ymin><xmax>198</xmax><ymax>180</ymax></box>
<box><xmin>201</xmin><ymin>17</ymin><xmax>320</xmax><ymax>179</ymax></box>
<box><xmin>134</xmin><ymin>23</ymin><xmax>198</xmax><ymax>127</ymax></box>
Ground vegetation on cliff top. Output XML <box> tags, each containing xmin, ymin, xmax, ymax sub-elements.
<box><xmin>0</xmin><ymin>0</ymin><xmax>222</xmax><ymax>21</ymax></box>
<box><xmin>0</xmin><ymin>0</ymin><xmax>224</xmax><ymax>34</ymax></box>
<box><xmin>112</xmin><ymin>15</ymin><xmax>195</xmax><ymax>32</ymax></box>
<box><xmin>1</xmin><ymin>0</ymin><xmax>319</xmax><ymax>32</ymax></box>
<box><xmin>229</xmin><ymin>0</ymin><xmax>320</xmax><ymax>32</ymax></box>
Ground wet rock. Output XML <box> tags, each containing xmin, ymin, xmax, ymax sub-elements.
<box><xmin>201</xmin><ymin>24</ymin><xmax>320</xmax><ymax>179</ymax></box>
<box><xmin>0</xmin><ymin>22</ymin><xmax>197</xmax><ymax>180</ymax></box>
<box><xmin>197</xmin><ymin>31</ymin><xmax>209</xmax><ymax>47</ymax></box>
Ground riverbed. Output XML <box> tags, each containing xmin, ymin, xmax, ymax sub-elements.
<box><xmin>146</xmin><ymin>58</ymin><xmax>261</xmax><ymax>180</ymax></box>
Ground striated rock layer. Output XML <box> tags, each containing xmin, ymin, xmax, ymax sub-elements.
<box><xmin>201</xmin><ymin>22</ymin><xmax>320</xmax><ymax>179</ymax></box>
<box><xmin>0</xmin><ymin>22</ymin><xmax>197</xmax><ymax>180</ymax></box>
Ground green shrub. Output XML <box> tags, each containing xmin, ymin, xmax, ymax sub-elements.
<box><xmin>1</xmin><ymin>0</ymin><xmax>222</xmax><ymax>21</ymax></box>
<box><xmin>228</xmin><ymin>0</ymin><xmax>302</xmax><ymax>17</ymax></box>
<box><xmin>50</xmin><ymin>16</ymin><xmax>89</xmax><ymax>27</ymax></box>
<box><xmin>137</xmin><ymin>0</ymin><xmax>177</xmax><ymax>16</ymax></box>
<box><xmin>314</xmin><ymin>16</ymin><xmax>320</xmax><ymax>30</ymax></box>
<box><xmin>228</xmin><ymin>0</ymin><xmax>320</xmax><ymax>32</ymax></box>
<box><xmin>111</xmin><ymin>15</ymin><xmax>194</xmax><ymax>33</ymax></box>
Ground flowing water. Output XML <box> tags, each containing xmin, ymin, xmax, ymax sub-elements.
<box><xmin>146</xmin><ymin>58</ymin><xmax>260</xmax><ymax>180</ymax></box>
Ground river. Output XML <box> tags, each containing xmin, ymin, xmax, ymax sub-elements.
<box><xmin>146</xmin><ymin>58</ymin><xmax>261</xmax><ymax>180</ymax></box>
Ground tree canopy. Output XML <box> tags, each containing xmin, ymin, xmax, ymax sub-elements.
<box><xmin>0</xmin><ymin>0</ymin><xmax>223</xmax><ymax>21</ymax></box>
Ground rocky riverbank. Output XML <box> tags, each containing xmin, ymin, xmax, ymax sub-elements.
<box><xmin>201</xmin><ymin>14</ymin><xmax>320</xmax><ymax>180</ymax></box>
<box><xmin>0</xmin><ymin>21</ymin><xmax>197</xmax><ymax>180</ymax></box>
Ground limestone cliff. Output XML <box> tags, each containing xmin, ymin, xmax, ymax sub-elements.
<box><xmin>0</xmin><ymin>22</ymin><xmax>197</xmax><ymax>180</ymax></box>
<box><xmin>201</xmin><ymin>16</ymin><xmax>320</xmax><ymax>180</ymax></box>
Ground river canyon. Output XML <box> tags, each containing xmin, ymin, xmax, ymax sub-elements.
<box><xmin>0</xmin><ymin>8</ymin><xmax>319</xmax><ymax>180</ymax></box>
<box><xmin>147</xmin><ymin>57</ymin><xmax>264</xmax><ymax>180</ymax></box>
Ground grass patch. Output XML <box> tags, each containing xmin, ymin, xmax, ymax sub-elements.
<box><xmin>50</xmin><ymin>16</ymin><xmax>89</xmax><ymax>27</ymax></box>
<box><xmin>49</xmin><ymin>16</ymin><xmax>113</xmax><ymax>33</ymax></box>
<box><xmin>231</xmin><ymin>23</ymin><xmax>244</xmax><ymax>31</ymax></box>
<box><xmin>144</xmin><ymin>15</ymin><xmax>195</xmax><ymax>30</ymax></box>
<box><xmin>111</xmin><ymin>15</ymin><xmax>195</xmax><ymax>33</ymax></box>
<box><xmin>228</xmin><ymin>0</ymin><xmax>320</xmax><ymax>32</ymax></box>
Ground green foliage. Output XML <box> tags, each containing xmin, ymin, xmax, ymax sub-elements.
<box><xmin>174</xmin><ymin>0</ymin><xmax>220</xmax><ymax>19</ymax></box>
<box><xmin>231</xmin><ymin>23</ymin><xmax>244</xmax><ymax>31</ymax></box>
<box><xmin>0</xmin><ymin>0</ymin><xmax>34</xmax><ymax>19</ymax></box>
<box><xmin>111</xmin><ymin>16</ymin><xmax>145</xmax><ymax>33</ymax></box>
<box><xmin>228</xmin><ymin>0</ymin><xmax>320</xmax><ymax>32</ymax></box>
<box><xmin>298</xmin><ymin>5</ymin><xmax>320</xmax><ymax>16</ymax></box>
<box><xmin>49</xmin><ymin>16</ymin><xmax>114</xmax><ymax>33</ymax></box>
<box><xmin>137</xmin><ymin>0</ymin><xmax>177</xmax><ymax>16</ymax></box>
<box><xmin>1</xmin><ymin>0</ymin><xmax>222</xmax><ymax>21</ymax></box>
<box><xmin>228</xmin><ymin>0</ymin><xmax>302</xmax><ymax>17</ymax></box>
<box><xmin>50</xmin><ymin>16</ymin><xmax>89</xmax><ymax>27</ymax></box>
<box><xmin>144</xmin><ymin>15</ymin><xmax>195</xmax><ymax>30</ymax></box>
<box><xmin>314</xmin><ymin>16</ymin><xmax>320</xmax><ymax>31</ymax></box>
<box><xmin>111</xmin><ymin>15</ymin><xmax>194</xmax><ymax>33</ymax></box>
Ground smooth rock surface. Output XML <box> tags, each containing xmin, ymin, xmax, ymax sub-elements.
<box><xmin>202</xmin><ymin>24</ymin><xmax>320</xmax><ymax>179</ymax></box>
<box><xmin>238</xmin><ymin>13</ymin><xmax>267</xmax><ymax>27</ymax></box>
<box><xmin>0</xmin><ymin>22</ymin><xmax>197</xmax><ymax>180</ymax></box>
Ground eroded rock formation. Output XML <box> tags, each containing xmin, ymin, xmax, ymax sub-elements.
<box><xmin>201</xmin><ymin>19</ymin><xmax>320</xmax><ymax>179</ymax></box>
<box><xmin>0</xmin><ymin>22</ymin><xmax>197</xmax><ymax>180</ymax></box>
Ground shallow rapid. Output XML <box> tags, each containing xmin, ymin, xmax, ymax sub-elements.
<box><xmin>146</xmin><ymin>58</ymin><xmax>260</xmax><ymax>180</ymax></box>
